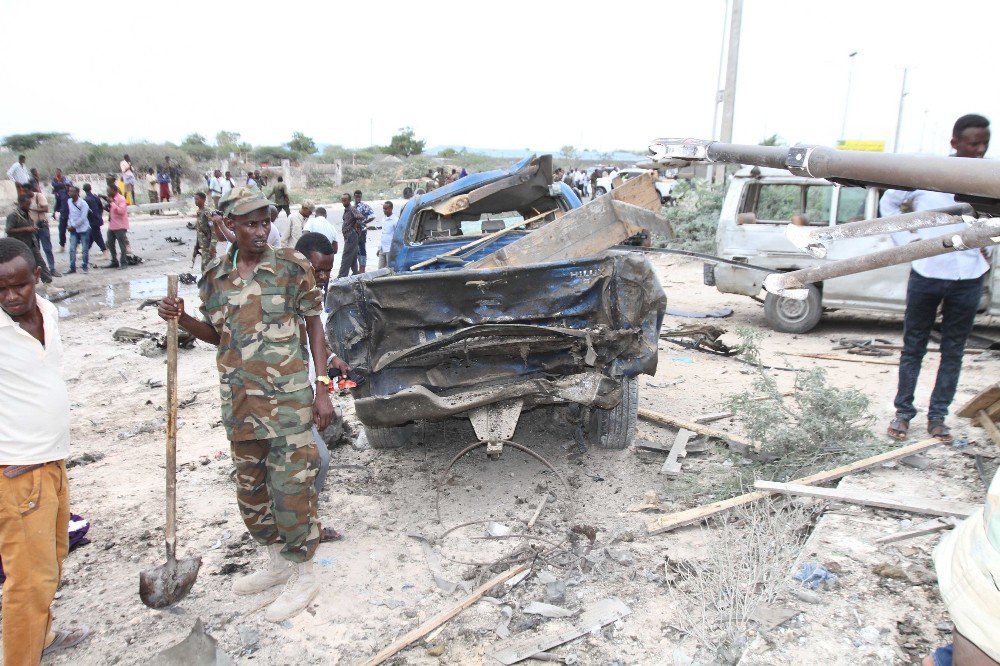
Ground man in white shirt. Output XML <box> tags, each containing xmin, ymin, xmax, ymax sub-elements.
<box><xmin>7</xmin><ymin>154</ymin><xmax>30</xmax><ymax>196</ymax></box>
<box><xmin>882</xmin><ymin>113</ymin><xmax>992</xmax><ymax>443</ymax></box>
<box><xmin>303</xmin><ymin>207</ymin><xmax>342</xmax><ymax>253</ymax></box>
<box><xmin>281</xmin><ymin>200</ymin><xmax>313</xmax><ymax>249</ymax></box>
<box><xmin>377</xmin><ymin>201</ymin><xmax>397</xmax><ymax>269</ymax></box>
<box><xmin>0</xmin><ymin>238</ymin><xmax>89</xmax><ymax>662</ymax></box>
<box><xmin>220</xmin><ymin>171</ymin><xmax>236</xmax><ymax>199</ymax></box>
<box><xmin>208</xmin><ymin>169</ymin><xmax>223</xmax><ymax>208</ymax></box>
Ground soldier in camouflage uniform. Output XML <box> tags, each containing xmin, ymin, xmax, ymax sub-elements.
<box><xmin>158</xmin><ymin>186</ymin><xmax>335</xmax><ymax>623</ymax></box>
<box><xmin>191</xmin><ymin>192</ymin><xmax>216</xmax><ymax>274</ymax></box>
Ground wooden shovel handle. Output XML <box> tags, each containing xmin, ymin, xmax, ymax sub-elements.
<box><xmin>165</xmin><ymin>275</ymin><xmax>178</xmax><ymax>549</ymax></box>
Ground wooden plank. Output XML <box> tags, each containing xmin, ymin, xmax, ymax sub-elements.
<box><xmin>976</xmin><ymin>410</ymin><xmax>1000</xmax><ymax>449</ymax></box>
<box><xmin>646</xmin><ymin>438</ymin><xmax>941</xmax><ymax>535</ymax></box>
<box><xmin>753</xmin><ymin>481</ymin><xmax>977</xmax><ymax>518</ymax></box>
<box><xmin>638</xmin><ymin>407</ymin><xmax>753</xmax><ymax>451</ymax></box>
<box><xmin>609</xmin><ymin>171</ymin><xmax>662</xmax><ymax>211</ymax></box>
<box><xmin>694</xmin><ymin>411</ymin><xmax>734</xmax><ymax>424</ymax></box>
<box><xmin>362</xmin><ymin>562</ymin><xmax>530</xmax><ymax>666</ymax></box>
<box><xmin>467</xmin><ymin>174</ymin><xmax>664</xmax><ymax>271</ymax></box>
<box><xmin>785</xmin><ymin>352</ymin><xmax>899</xmax><ymax>366</ymax></box>
<box><xmin>660</xmin><ymin>429</ymin><xmax>692</xmax><ymax>475</ymax></box>
<box><xmin>956</xmin><ymin>383</ymin><xmax>1000</xmax><ymax>418</ymax></box>
<box><xmin>874</xmin><ymin>516</ymin><xmax>958</xmax><ymax>545</ymax></box>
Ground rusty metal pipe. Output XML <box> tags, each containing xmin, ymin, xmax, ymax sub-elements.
<box><xmin>765</xmin><ymin>219</ymin><xmax>1000</xmax><ymax>298</ymax></box>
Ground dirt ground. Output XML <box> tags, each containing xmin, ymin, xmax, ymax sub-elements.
<box><xmin>27</xmin><ymin>209</ymin><xmax>1000</xmax><ymax>665</ymax></box>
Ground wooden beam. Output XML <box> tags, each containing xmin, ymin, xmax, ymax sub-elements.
<box><xmin>638</xmin><ymin>407</ymin><xmax>753</xmax><ymax>451</ymax></box>
<box><xmin>753</xmin><ymin>480</ymin><xmax>977</xmax><ymax>518</ymax></box>
<box><xmin>784</xmin><ymin>352</ymin><xmax>899</xmax><ymax>366</ymax></box>
<box><xmin>362</xmin><ymin>562</ymin><xmax>530</xmax><ymax>666</ymax></box>
<box><xmin>660</xmin><ymin>429</ymin><xmax>692</xmax><ymax>475</ymax></box>
<box><xmin>467</xmin><ymin>174</ymin><xmax>664</xmax><ymax>270</ymax></box>
<box><xmin>646</xmin><ymin>438</ymin><xmax>941</xmax><ymax>535</ymax></box>
<box><xmin>694</xmin><ymin>411</ymin><xmax>734</xmax><ymax>424</ymax></box>
<box><xmin>874</xmin><ymin>516</ymin><xmax>958</xmax><ymax>545</ymax></box>
<box><xmin>975</xmin><ymin>410</ymin><xmax>1000</xmax><ymax>449</ymax></box>
<box><xmin>956</xmin><ymin>383</ymin><xmax>1000</xmax><ymax>418</ymax></box>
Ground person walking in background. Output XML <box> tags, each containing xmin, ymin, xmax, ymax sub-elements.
<box><xmin>281</xmin><ymin>200</ymin><xmax>313</xmax><ymax>249</ymax></box>
<box><xmin>82</xmin><ymin>183</ymin><xmax>108</xmax><ymax>257</ymax></box>
<box><xmin>377</xmin><ymin>201</ymin><xmax>397</xmax><ymax>269</ymax></box>
<box><xmin>353</xmin><ymin>190</ymin><xmax>375</xmax><ymax>272</ymax></box>
<box><xmin>105</xmin><ymin>184</ymin><xmax>130</xmax><ymax>270</ymax></box>
<box><xmin>255</xmin><ymin>170</ymin><xmax>266</xmax><ymax>188</ymax></box>
<box><xmin>119</xmin><ymin>154</ymin><xmax>136</xmax><ymax>205</ymax></box>
<box><xmin>29</xmin><ymin>179</ymin><xmax>60</xmax><ymax>277</ymax></box>
<box><xmin>221</xmin><ymin>171</ymin><xmax>236</xmax><ymax>200</ymax></box>
<box><xmin>0</xmin><ymin>238</ymin><xmax>91</xmax><ymax>663</ymax></box>
<box><xmin>145</xmin><ymin>168</ymin><xmax>159</xmax><ymax>212</ymax></box>
<box><xmin>6</xmin><ymin>192</ymin><xmax>53</xmax><ymax>283</ymax></box>
<box><xmin>64</xmin><ymin>187</ymin><xmax>91</xmax><ymax>274</ymax></box>
<box><xmin>209</xmin><ymin>169</ymin><xmax>223</xmax><ymax>208</ymax></box>
<box><xmin>338</xmin><ymin>193</ymin><xmax>365</xmax><ymax>278</ymax></box>
<box><xmin>7</xmin><ymin>154</ymin><xmax>30</xmax><ymax>197</ymax></box>
<box><xmin>157</xmin><ymin>165</ymin><xmax>172</xmax><ymax>205</ymax></box>
<box><xmin>166</xmin><ymin>155</ymin><xmax>182</xmax><ymax>196</ymax></box>
<box><xmin>51</xmin><ymin>169</ymin><xmax>72</xmax><ymax>253</ymax></box>
<box><xmin>268</xmin><ymin>176</ymin><xmax>290</xmax><ymax>215</ymax></box>
<box><xmin>884</xmin><ymin>113</ymin><xmax>993</xmax><ymax>444</ymax></box>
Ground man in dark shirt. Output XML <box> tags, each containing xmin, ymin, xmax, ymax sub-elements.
<box><xmin>337</xmin><ymin>193</ymin><xmax>365</xmax><ymax>278</ymax></box>
<box><xmin>81</xmin><ymin>184</ymin><xmax>108</xmax><ymax>254</ymax></box>
<box><xmin>353</xmin><ymin>190</ymin><xmax>375</xmax><ymax>272</ymax></box>
<box><xmin>5</xmin><ymin>192</ymin><xmax>53</xmax><ymax>283</ymax></box>
<box><xmin>51</xmin><ymin>169</ymin><xmax>71</xmax><ymax>252</ymax></box>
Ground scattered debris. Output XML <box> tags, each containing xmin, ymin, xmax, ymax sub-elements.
<box><xmin>527</xmin><ymin>494</ymin><xmax>550</xmax><ymax>529</ymax></box>
<box><xmin>363</xmin><ymin>563</ymin><xmax>530</xmax><ymax>666</ymax></box>
<box><xmin>487</xmin><ymin>522</ymin><xmax>512</xmax><ymax>538</ymax></box>
<box><xmin>628</xmin><ymin>490</ymin><xmax>661</xmax><ymax>513</ymax></box>
<box><xmin>784</xmin><ymin>351</ymin><xmax>899</xmax><ymax>366</ymax></box>
<box><xmin>693</xmin><ymin>411</ymin><xmax>734</xmax><ymax>424</ymax></box>
<box><xmin>490</xmin><ymin>598</ymin><xmax>631</xmax><ymax>665</ymax></box>
<box><xmin>647</xmin><ymin>438</ymin><xmax>942</xmax><ymax>534</ymax></box>
<box><xmin>178</xmin><ymin>273</ymin><xmax>198</xmax><ymax>285</ymax></box>
<box><xmin>832</xmin><ymin>338</ymin><xmax>894</xmax><ymax>357</ymax></box>
<box><xmin>660</xmin><ymin>428</ymin><xmax>693</xmax><ymax>476</ymax></box>
<box><xmin>665</xmin><ymin>307</ymin><xmax>733</xmax><ymax>319</ymax></box>
<box><xmin>659</xmin><ymin>324</ymin><xmax>735</xmax><ymax>355</ymax></box>
<box><xmin>749</xmin><ymin>605</ymin><xmax>801</xmax><ymax>631</ymax></box>
<box><xmin>113</xmin><ymin>326</ymin><xmax>196</xmax><ymax>349</ymax></box>
<box><xmin>753</xmin><ymin>480</ymin><xmax>977</xmax><ymax>518</ymax></box>
<box><xmin>956</xmin><ymin>382</ymin><xmax>1000</xmax><ymax>449</ymax></box>
<box><xmin>66</xmin><ymin>451</ymin><xmax>104</xmax><ymax>468</ymax></box>
<box><xmin>792</xmin><ymin>562</ymin><xmax>839</xmax><ymax>590</ymax></box>
<box><xmin>164</xmin><ymin>236</ymin><xmax>186</xmax><ymax>245</ymax></box>
<box><xmin>523</xmin><ymin>601</ymin><xmax>574</xmax><ymax>618</ymax></box>
<box><xmin>874</xmin><ymin>516</ymin><xmax>959</xmax><ymax>545</ymax></box>
<box><xmin>638</xmin><ymin>407</ymin><xmax>753</xmax><ymax>453</ymax></box>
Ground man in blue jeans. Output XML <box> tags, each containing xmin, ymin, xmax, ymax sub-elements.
<box><xmin>64</xmin><ymin>187</ymin><xmax>91</xmax><ymax>274</ymax></box>
<box><xmin>882</xmin><ymin>113</ymin><xmax>992</xmax><ymax>443</ymax></box>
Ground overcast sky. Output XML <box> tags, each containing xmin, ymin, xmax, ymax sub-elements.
<box><xmin>1</xmin><ymin>0</ymin><xmax>996</xmax><ymax>157</ymax></box>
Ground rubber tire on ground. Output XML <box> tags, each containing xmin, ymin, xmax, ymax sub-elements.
<box><xmin>365</xmin><ymin>424</ymin><xmax>412</xmax><ymax>449</ymax></box>
<box><xmin>595</xmin><ymin>187</ymin><xmax>607</xmax><ymax>197</ymax></box>
<box><xmin>586</xmin><ymin>377</ymin><xmax>639</xmax><ymax>450</ymax></box>
<box><xmin>763</xmin><ymin>284</ymin><xmax>823</xmax><ymax>333</ymax></box>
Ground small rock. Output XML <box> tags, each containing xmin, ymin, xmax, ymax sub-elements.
<box><xmin>606</xmin><ymin>549</ymin><xmax>634</xmax><ymax>566</ymax></box>
<box><xmin>544</xmin><ymin>581</ymin><xmax>566</xmax><ymax>604</ymax></box>
<box><xmin>859</xmin><ymin>626</ymin><xmax>881</xmax><ymax>645</ymax></box>
<box><xmin>789</xmin><ymin>588</ymin><xmax>823</xmax><ymax>605</ymax></box>
<box><xmin>237</xmin><ymin>625</ymin><xmax>260</xmax><ymax>650</ymax></box>
<box><xmin>872</xmin><ymin>563</ymin><xmax>907</xmax><ymax>580</ymax></box>
<box><xmin>426</xmin><ymin>645</ymin><xmax>445</xmax><ymax>657</ymax></box>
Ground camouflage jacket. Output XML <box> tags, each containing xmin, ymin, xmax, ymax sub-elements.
<box><xmin>195</xmin><ymin>207</ymin><xmax>215</xmax><ymax>255</ymax></box>
<box><xmin>198</xmin><ymin>246</ymin><xmax>323</xmax><ymax>441</ymax></box>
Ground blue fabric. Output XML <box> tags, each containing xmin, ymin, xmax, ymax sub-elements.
<box><xmin>793</xmin><ymin>562</ymin><xmax>838</xmax><ymax>589</ymax></box>
<box><xmin>68</xmin><ymin>229</ymin><xmax>90</xmax><ymax>271</ymax></box>
<box><xmin>894</xmin><ymin>270</ymin><xmax>984</xmax><ymax>421</ymax></box>
<box><xmin>932</xmin><ymin>644</ymin><xmax>953</xmax><ymax>666</ymax></box>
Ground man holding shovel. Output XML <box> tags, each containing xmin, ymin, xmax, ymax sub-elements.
<box><xmin>157</xmin><ymin>187</ymin><xmax>334</xmax><ymax>622</ymax></box>
<box><xmin>0</xmin><ymin>238</ymin><xmax>89</xmax><ymax>662</ymax></box>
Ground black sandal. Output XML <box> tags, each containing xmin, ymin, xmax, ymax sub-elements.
<box><xmin>887</xmin><ymin>417</ymin><xmax>910</xmax><ymax>441</ymax></box>
<box><xmin>927</xmin><ymin>420</ymin><xmax>953</xmax><ymax>444</ymax></box>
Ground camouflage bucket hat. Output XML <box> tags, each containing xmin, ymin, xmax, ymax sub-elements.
<box><xmin>220</xmin><ymin>186</ymin><xmax>273</xmax><ymax>217</ymax></box>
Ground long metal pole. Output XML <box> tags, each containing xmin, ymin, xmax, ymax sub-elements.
<box><xmin>715</xmin><ymin>0</ymin><xmax>742</xmax><ymax>185</ymax></box>
<box><xmin>707</xmin><ymin>0</ymin><xmax>730</xmax><ymax>184</ymax></box>
<box><xmin>893</xmin><ymin>68</ymin><xmax>908</xmax><ymax>153</ymax></box>
<box><xmin>839</xmin><ymin>52</ymin><xmax>858</xmax><ymax>142</ymax></box>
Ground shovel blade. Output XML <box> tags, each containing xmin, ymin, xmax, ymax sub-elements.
<box><xmin>140</xmin><ymin>552</ymin><xmax>202</xmax><ymax>609</ymax></box>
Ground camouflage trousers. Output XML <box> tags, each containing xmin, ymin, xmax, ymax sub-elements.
<box><xmin>230</xmin><ymin>430</ymin><xmax>321</xmax><ymax>563</ymax></box>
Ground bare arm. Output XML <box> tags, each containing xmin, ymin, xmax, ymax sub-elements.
<box><xmin>305</xmin><ymin>314</ymin><xmax>333</xmax><ymax>430</ymax></box>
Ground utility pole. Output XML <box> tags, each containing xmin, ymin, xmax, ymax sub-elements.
<box><xmin>707</xmin><ymin>0</ymin><xmax>730</xmax><ymax>184</ymax></box>
<box><xmin>892</xmin><ymin>67</ymin><xmax>908</xmax><ymax>153</ymax></box>
<box><xmin>839</xmin><ymin>51</ymin><xmax>858</xmax><ymax>142</ymax></box>
<box><xmin>714</xmin><ymin>0</ymin><xmax>742</xmax><ymax>185</ymax></box>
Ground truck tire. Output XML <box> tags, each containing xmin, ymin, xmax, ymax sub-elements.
<box><xmin>763</xmin><ymin>284</ymin><xmax>822</xmax><ymax>333</ymax></box>
<box><xmin>595</xmin><ymin>186</ymin><xmax>607</xmax><ymax>197</ymax></box>
<box><xmin>587</xmin><ymin>377</ymin><xmax>638</xmax><ymax>450</ymax></box>
<box><xmin>365</xmin><ymin>424</ymin><xmax>411</xmax><ymax>449</ymax></box>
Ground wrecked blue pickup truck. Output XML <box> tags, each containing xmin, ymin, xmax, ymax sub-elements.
<box><xmin>325</xmin><ymin>155</ymin><xmax>666</xmax><ymax>452</ymax></box>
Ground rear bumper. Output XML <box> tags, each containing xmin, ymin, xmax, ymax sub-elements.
<box><xmin>704</xmin><ymin>263</ymin><xmax>764</xmax><ymax>297</ymax></box>
<box><xmin>355</xmin><ymin>371</ymin><xmax>622</xmax><ymax>428</ymax></box>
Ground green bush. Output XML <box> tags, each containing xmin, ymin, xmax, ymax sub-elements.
<box><xmin>662</xmin><ymin>179</ymin><xmax>724</xmax><ymax>252</ymax></box>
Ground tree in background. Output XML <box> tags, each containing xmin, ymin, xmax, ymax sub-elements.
<box><xmin>254</xmin><ymin>145</ymin><xmax>298</xmax><ymax>163</ymax></box>
<box><xmin>559</xmin><ymin>145</ymin><xmax>578</xmax><ymax>163</ymax></box>
<box><xmin>759</xmin><ymin>134</ymin><xmax>786</xmax><ymax>146</ymax></box>
<box><xmin>215</xmin><ymin>130</ymin><xmax>242</xmax><ymax>155</ymax></box>
<box><xmin>180</xmin><ymin>133</ymin><xmax>215</xmax><ymax>161</ymax></box>
<box><xmin>2</xmin><ymin>132</ymin><xmax>70</xmax><ymax>152</ymax></box>
<box><xmin>386</xmin><ymin>127</ymin><xmax>425</xmax><ymax>157</ymax></box>
<box><xmin>287</xmin><ymin>132</ymin><xmax>317</xmax><ymax>156</ymax></box>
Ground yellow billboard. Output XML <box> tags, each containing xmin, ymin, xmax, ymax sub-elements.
<box><xmin>836</xmin><ymin>140</ymin><xmax>885</xmax><ymax>152</ymax></box>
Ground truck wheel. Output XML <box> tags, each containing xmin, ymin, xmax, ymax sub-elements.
<box><xmin>763</xmin><ymin>285</ymin><xmax>822</xmax><ymax>333</ymax></box>
<box><xmin>365</xmin><ymin>424</ymin><xmax>412</xmax><ymax>449</ymax></box>
<box><xmin>595</xmin><ymin>187</ymin><xmax>607</xmax><ymax>197</ymax></box>
<box><xmin>586</xmin><ymin>377</ymin><xmax>638</xmax><ymax>450</ymax></box>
